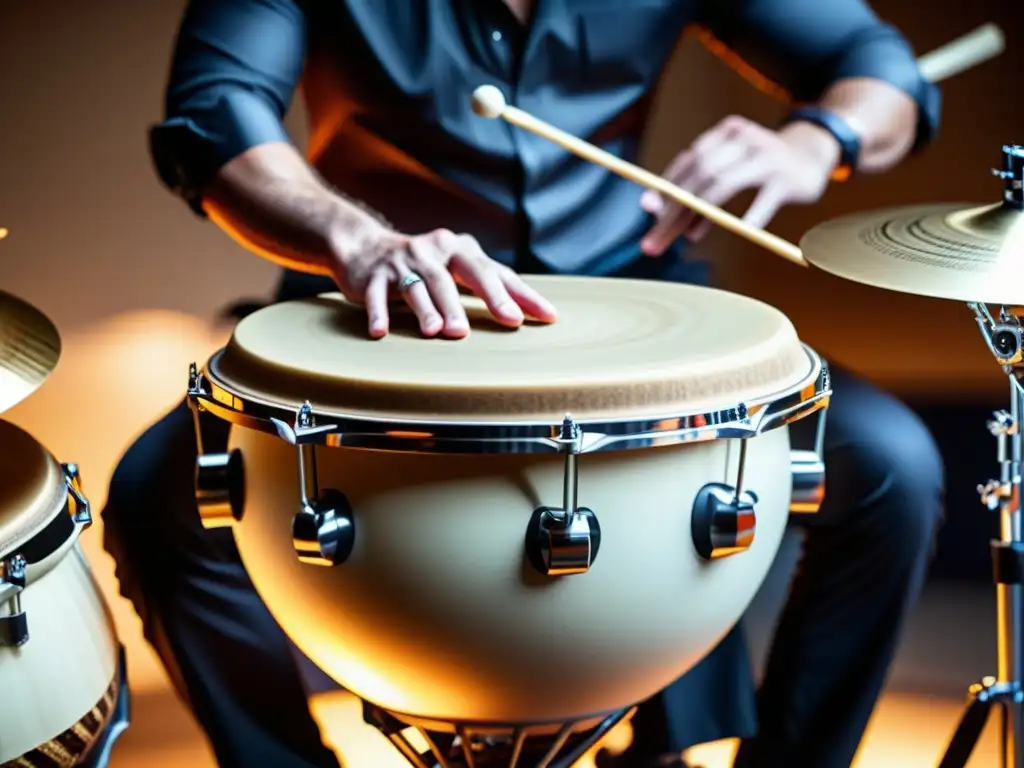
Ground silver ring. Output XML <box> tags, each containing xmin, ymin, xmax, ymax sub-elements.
<box><xmin>398</xmin><ymin>272</ymin><xmax>424</xmax><ymax>292</ymax></box>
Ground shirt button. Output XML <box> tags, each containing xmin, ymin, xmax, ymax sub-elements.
<box><xmin>492</xmin><ymin>30</ymin><xmax>503</xmax><ymax>42</ymax></box>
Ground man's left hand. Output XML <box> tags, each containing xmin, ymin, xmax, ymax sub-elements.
<box><xmin>639</xmin><ymin>115</ymin><xmax>841</xmax><ymax>256</ymax></box>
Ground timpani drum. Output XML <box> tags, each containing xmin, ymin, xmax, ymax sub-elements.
<box><xmin>186</xmin><ymin>276</ymin><xmax>830</xmax><ymax>767</ymax></box>
<box><xmin>0</xmin><ymin>420</ymin><xmax>128</xmax><ymax>768</ymax></box>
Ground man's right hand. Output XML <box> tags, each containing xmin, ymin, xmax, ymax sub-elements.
<box><xmin>332</xmin><ymin>226</ymin><xmax>558</xmax><ymax>340</ymax></box>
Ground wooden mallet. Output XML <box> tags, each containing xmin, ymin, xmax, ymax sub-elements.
<box><xmin>471</xmin><ymin>23</ymin><xmax>1007</xmax><ymax>268</ymax></box>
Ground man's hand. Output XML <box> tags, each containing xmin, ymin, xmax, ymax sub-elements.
<box><xmin>639</xmin><ymin>115</ymin><xmax>841</xmax><ymax>255</ymax></box>
<box><xmin>332</xmin><ymin>226</ymin><xmax>558</xmax><ymax>340</ymax></box>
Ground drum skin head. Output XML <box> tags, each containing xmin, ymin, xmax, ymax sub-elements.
<box><xmin>209</xmin><ymin>276</ymin><xmax>811</xmax><ymax>422</ymax></box>
<box><xmin>0</xmin><ymin>419</ymin><xmax>64</xmax><ymax>558</ymax></box>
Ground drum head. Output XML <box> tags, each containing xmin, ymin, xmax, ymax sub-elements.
<box><xmin>209</xmin><ymin>276</ymin><xmax>811</xmax><ymax>423</ymax></box>
<box><xmin>0</xmin><ymin>419</ymin><xmax>65</xmax><ymax>558</ymax></box>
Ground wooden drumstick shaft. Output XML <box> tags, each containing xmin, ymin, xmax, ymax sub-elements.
<box><xmin>918</xmin><ymin>23</ymin><xmax>1005</xmax><ymax>83</ymax></box>
<box><xmin>472</xmin><ymin>23</ymin><xmax>1005</xmax><ymax>271</ymax></box>
<box><xmin>472</xmin><ymin>87</ymin><xmax>807</xmax><ymax>267</ymax></box>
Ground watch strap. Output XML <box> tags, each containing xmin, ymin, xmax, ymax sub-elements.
<box><xmin>782</xmin><ymin>106</ymin><xmax>861</xmax><ymax>182</ymax></box>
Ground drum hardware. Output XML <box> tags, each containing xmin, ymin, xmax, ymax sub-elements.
<box><xmin>186</xmin><ymin>352</ymin><xmax>829</xmax><ymax>453</ymax></box>
<box><xmin>937</xmin><ymin>300</ymin><xmax>1024</xmax><ymax>768</ymax></box>
<box><xmin>0</xmin><ymin>555</ymin><xmax>28</xmax><ymax>648</ymax></box>
<box><xmin>188</xmin><ymin>363</ymin><xmax>246</xmax><ymax>528</ymax></box>
<box><xmin>186</xmin><ymin>350</ymin><xmax>829</xmax><ymax>570</ymax></box>
<box><xmin>194</xmin><ymin>449</ymin><xmax>246</xmax><ymax>527</ymax></box>
<box><xmin>263</xmin><ymin>401</ymin><xmax>357</xmax><ymax>567</ymax></box>
<box><xmin>799</xmin><ymin>144</ymin><xmax>1024</xmax><ymax>767</ymax></box>
<box><xmin>789</xmin><ymin>451</ymin><xmax>826</xmax><ymax>514</ymax></box>
<box><xmin>789</xmin><ymin>404</ymin><xmax>829</xmax><ymax>515</ymax></box>
<box><xmin>972</xmin><ymin>303</ymin><xmax>1024</xmax><ymax>364</ymax></box>
<box><xmin>691</xmin><ymin>438</ymin><xmax>758</xmax><ymax>560</ymax></box>
<box><xmin>995</xmin><ymin>145</ymin><xmax>1024</xmax><ymax>210</ymax></box>
<box><xmin>188</xmin><ymin>365</ymin><xmax>357</xmax><ymax>565</ymax></box>
<box><xmin>287</xmin><ymin>402</ymin><xmax>356</xmax><ymax>567</ymax></box>
<box><xmin>63</xmin><ymin>462</ymin><xmax>92</xmax><ymax>528</ymax></box>
<box><xmin>524</xmin><ymin>415</ymin><xmax>602</xmax><ymax>577</ymax></box>
<box><xmin>362</xmin><ymin>702</ymin><xmax>636</xmax><ymax>768</ymax></box>
<box><xmin>0</xmin><ymin>463</ymin><xmax>92</xmax><ymax>648</ymax></box>
<box><xmin>187</xmin><ymin>350</ymin><xmax>829</xmax><ymax>575</ymax></box>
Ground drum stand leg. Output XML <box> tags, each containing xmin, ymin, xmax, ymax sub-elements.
<box><xmin>939</xmin><ymin>304</ymin><xmax>1024</xmax><ymax>768</ymax></box>
<box><xmin>363</xmin><ymin>702</ymin><xmax>634</xmax><ymax>768</ymax></box>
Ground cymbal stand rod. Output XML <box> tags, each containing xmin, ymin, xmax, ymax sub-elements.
<box><xmin>938</xmin><ymin>304</ymin><xmax>1024</xmax><ymax>768</ymax></box>
<box><xmin>984</xmin><ymin>307</ymin><xmax>1024</xmax><ymax>768</ymax></box>
<box><xmin>993</xmin><ymin>375</ymin><xmax>1024</xmax><ymax>768</ymax></box>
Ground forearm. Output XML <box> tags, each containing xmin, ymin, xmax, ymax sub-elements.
<box><xmin>814</xmin><ymin>77</ymin><xmax>919</xmax><ymax>174</ymax></box>
<box><xmin>698</xmin><ymin>0</ymin><xmax>938</xmax><ymax>176</ymax></box>
<box><xmin>202</xmin><ymin>142</ymin><xmax>387</xmax><ymax>276</ymax></box>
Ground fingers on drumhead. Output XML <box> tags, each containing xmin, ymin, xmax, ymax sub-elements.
<box><xmin>500</xmin><ymin>269</ymin><xmax>557</xmax><ymax>322</ymax></box>
<box><xmin>358</xmin><ymin>230</ymin><xmax>556</xmax><ymax>337</ymax></box>
<box><xmin>449</xmin><ymin>256</ymin><xmax>523</xmax><ymax>327</ymax></box>
<box><xmin>398</xmin><ymin>272</ymin><xmax>445</xmax><ymax>337</ymax></box>
<box><xmin>406</xmin><ymin>240</ymin><xmax>469</xmax><ymax>337</ymax></box>
<box><xmin>364</xmin><ymin>271</ymin><xmax>391</xmax><ymax>338</ymax></box>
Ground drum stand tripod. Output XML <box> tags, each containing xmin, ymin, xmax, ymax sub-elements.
<box><xmin>938</xmin><ymin>302</ymin><xmax>1024</xmax><ymax>768</ymax></box>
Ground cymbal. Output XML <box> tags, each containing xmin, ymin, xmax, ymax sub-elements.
<box><xmin>0</xmin><ymin>290</ymin><xmax>61</xmax><ymax>414</ymax></box>
<box><xmin>800</xmin><ymin>202</ymin><xmax>1024</xmax><ymax>305</ymax></box>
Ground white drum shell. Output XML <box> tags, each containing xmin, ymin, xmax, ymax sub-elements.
<box><xmin>0</xmin><ymin>541</ymin><xmax>119</xmax><ymax>762</ymax></box>
<box><xmin>230</xmin><ymin>425</ymin><xmax>793</xmax><ymax>724</ymax></box>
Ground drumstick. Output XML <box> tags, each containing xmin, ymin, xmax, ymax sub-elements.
<box><xmin>471</xmin><ymin>85</ymin><xmax>808</xmax><ymax>266</ymax></box>
<box><xmin>917</xmin><ymin>23</ymin><xmax>1005</xmax><ymax>83</ymax></box>
<box><xmin>471</xmin><ymin>24</ymin><xmax>1006</xmax><ymax>269</ymax></box>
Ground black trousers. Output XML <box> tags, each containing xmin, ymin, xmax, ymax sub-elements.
<box><xmin>102</xmin><ymin>262</ymin><xmax>944</xmax><ymax>768</ymax></box>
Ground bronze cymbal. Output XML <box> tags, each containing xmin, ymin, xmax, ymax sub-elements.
<box><xmin>800</xmin><ymin>202</ymin><xmax>1024</xmax><ymax>305</ymax></box>
<box><xmin>0</xmin><ymin>290</ymin><xmax>61</xmax><ymax>414</ymax></box>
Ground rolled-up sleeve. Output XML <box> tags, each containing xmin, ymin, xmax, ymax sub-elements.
<box><xmin>149</xmin><ymin>0</ymin><xmax>307</xmax><ymax>216</ymax></box>
<box><xmin>696</xmin><ymin>0</ymin><xmax>941</xmax><ymax>151</ymax></box>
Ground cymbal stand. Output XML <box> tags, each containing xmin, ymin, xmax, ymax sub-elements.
<box><xmin>938</xmin><ymin>302</ymin><xmax>1024</xmax><ymax>768</ymax></box>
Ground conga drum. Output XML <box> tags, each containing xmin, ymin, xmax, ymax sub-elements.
<box><xmin>185</xmin><ymin>276</ymin><xmax>830</xmax><ymax>768</ymax></box>
<box><xmin>0</xmin><ymin>420</ymin><xmax>129</xmax><ymax>767</ymax></box>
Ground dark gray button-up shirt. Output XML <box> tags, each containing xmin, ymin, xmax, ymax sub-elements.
<box><xmin>150</xmin><ymin>0</ymin><xmax>940</xmax><ymax>279</ymax></box>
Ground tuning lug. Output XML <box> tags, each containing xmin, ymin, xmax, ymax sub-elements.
<box><xmin>195</xmin><ymin>449</ymin><xmax>246</xmax><ymax>528</ymax></box>
<box><xmin>790</xmin><ymin>449</ymin><xmax>826</xmax><ymax>514</ymax></box>
<box><xmin>691</xmin><ymin>482</ymin><xmax>757</xmax><ymax>560</ymax></box>
<box><xmin>0</xmin><ymin>554</ymin><xmax>28</xmax><ymax>647</ymax></box>
<box><xmin>525</xmin><ymin>505</ymin><xmax>601</xmax><ymax>577</ymax></box>
<box><xmin>292</xmin><ymin>489</ymin><xmax>356</xmax><ymax>567</ymax></box>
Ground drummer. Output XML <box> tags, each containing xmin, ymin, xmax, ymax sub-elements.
<box><xmin>106</xmin><ymin>2</ymin><xmax>944</xmax><ymax>767</ymax></box>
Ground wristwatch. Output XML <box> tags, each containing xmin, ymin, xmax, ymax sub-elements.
<box><xmin>782</xmin><ymin>106</ymin><xmax>861</xmax><ymax>182</ymax></box>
